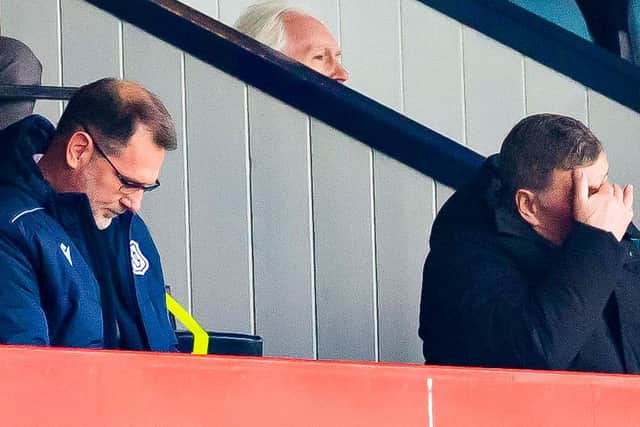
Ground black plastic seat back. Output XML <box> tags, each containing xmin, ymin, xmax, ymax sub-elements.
<box><xmin>175</xmin><ymin>331</ymin><xmax>263</xmax><ymax>356</ymax></box>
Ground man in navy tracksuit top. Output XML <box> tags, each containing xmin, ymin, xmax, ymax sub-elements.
<box><xmin>0</xmin><ymin>78</ymin><xmax>177</xmax><ymax>351</ymax></box>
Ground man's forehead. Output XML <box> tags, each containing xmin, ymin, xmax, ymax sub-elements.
<box><xmin>283</xmin><ymin>12</ymin><xmax>338</xmax><ymax>50</ymax></box>
<box><xmin>549</xmin><ymin>153</ymin><xmax>609</xmax><ymax>190</ymax></box>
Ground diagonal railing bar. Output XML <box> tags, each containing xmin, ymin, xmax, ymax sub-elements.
<box><xmin>81</xmin><ymin>0</ymin><xmax>484</xmax><ymax>189</ymax></box>
<box><xmin>0</xmin><ymin>84</ymin><xmax>77</xmax><ymax>100</ymax></box>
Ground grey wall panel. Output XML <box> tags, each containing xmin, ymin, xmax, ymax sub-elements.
<box><xmin>401</xmin><ymin>1</ymin><xmax>463</xmax><ymax>215</ymax></box>
<box><xmin>524</xmin><ymin>58</ymin><xmax>587</xmax><ymax>123</ymax></box>
<box><xmin>436</xmin><ymin>185</ymin><xmax>455</xmax><ymax>212</ymax></box>
<box><xmin>463</xmin><ymin>27</ymin><xmax>525</xmax><ymax>156</ymax></box>
<box><xmin>61</xmin><ymin>0</ymin><xmax>120</xmax><ymax>85</ymax></box>
<box><xmin>218</xmin><ymin>0</ymin><xmax>253</xmax><ymax>26</ymax></box>
<box><xmin>1</xmin><ymin>0</ymin><xmax>62</xmax><ymax>122</ymax></box>
<box><xmin>249</xmin><ymin>88</ymin><xmax>315</xmax><ymax>358</ymax></box>
<box><xmin>375</xmin><ymin>153</ymin><xmax>433</xmax><ymax>364</ymax></box>
<box><xmin>588</xmin><ymin>91</ymin><xmax>640</xmax><ymax>215</ymax></box>
<box><xmin>401</xmin><ymin>0</ymin><xmax>464</xmax><ymax>143</ymax></box>
<box><xmin>340</xmin><ymin>0</ymin><xmax>402</xmax><ymax>111</ymax></box>
<box><xmin>311</xmin><ymin>119</ymin><xmax>376</xmax><ymax>361</ymax></box>
<box><xmin>180</xmin><ymin>0</ymin><xmax>218</xmax><ymax>19</ymax></box>
<box><xmin>122</xmin><ymin>25</ymin><xmax>191</xmax><ymax>311</ymax></box>
<box><xmin>185</xmin><ymin>55</ymin><xmax>253</xmax><ymax>333</ymax></box>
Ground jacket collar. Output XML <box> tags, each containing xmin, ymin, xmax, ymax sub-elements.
<box><xmin>0</xmin><ymin>115</ymin><xmax>57</xmax><ymax>206</ymax></box>
<box><xmin>482</xmin><ymin>155</ymin><xmax>550</xmax><ymax>245</ymax></box>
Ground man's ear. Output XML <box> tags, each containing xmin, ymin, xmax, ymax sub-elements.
<box><xmin>515</xmin><ymin>189</ymin><xmax>540</xmax><ymax>226</ymax></box>
<box><xmin>65</xmin><ymin>131</ymin><xmax>92</xmax><ymax>170</ymax></box>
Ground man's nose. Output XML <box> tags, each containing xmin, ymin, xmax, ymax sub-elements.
<box><xmin>332</xmin><ymin>61</ymin><xmax>349</xmax><ymax>83</ymax></box>
<box><xmin>121</xmin><ymin>190</ymin><xmax>144</xmax><ymax>214</ymax></box>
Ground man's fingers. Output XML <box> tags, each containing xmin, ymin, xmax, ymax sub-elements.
<box><xmin>599</xmin><ymin>183</ymin><xmax>614</xmax><ymax>196</ymax></box>
<box><xmin>623</xmin><ymin>184</ymin><xmax>634</xmax><ymax>210</ymax></box>
<box><xmin>613</xmin><ymin>183</ymin><xmax>623</xmax><ymax>202</ymax></box>
<box><xmin>572</xmin><ymin>169</ymin><xmax>588</xmax><ymax>206</ymax></box>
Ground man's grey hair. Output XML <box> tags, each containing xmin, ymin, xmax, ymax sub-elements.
<box><xmin>234</xmin><ymin>1</ymin><xmax>307</xmax><ymax>51</ymax></box>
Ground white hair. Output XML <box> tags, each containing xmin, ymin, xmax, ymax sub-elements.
<box><xmin>234</xmin><ymin>1</ymin><xmax>307</xmax><ymax>52</ymax></box>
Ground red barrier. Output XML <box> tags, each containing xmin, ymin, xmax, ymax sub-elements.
<box><xmin>1</xmin><ymin>345</ymin><xmax>640</xmax><ymax>426</ymax></box>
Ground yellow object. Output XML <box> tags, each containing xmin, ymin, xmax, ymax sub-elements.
<box><xmin>165</xmin><ymin>293</ymin><xmax>209</xmax><ymax>355</ymax></box>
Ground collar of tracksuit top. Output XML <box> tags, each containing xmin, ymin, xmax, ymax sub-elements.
<box><xmin>0</xmin><ymin>115</ymin><xmax>170</xmax><ymax>350</ymax></box>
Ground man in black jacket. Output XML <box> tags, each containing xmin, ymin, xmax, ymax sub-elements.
<box><xmin>419</xmin><ymin>113</ymin><xmax>639</xmax><ymax>373</ymax></box>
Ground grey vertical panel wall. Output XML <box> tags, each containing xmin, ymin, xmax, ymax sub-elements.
<box><xmin>401</xmin><ymin>2</ymin><xmax>460</xmax><ymax>225</ymax></box>
<box><xmin>3</xmin><ymin>0</ymin><xmax>639</xmax><ymax>364</ymax></box>
<box><xmin>463</xmin><ymin>27</ymin><xmax>525</xmax><ymax>156</ymax></box>
<box><xmin>1</xmin><ymin>0</ymin><xmax>62</xmax><ymax>122</ymax></box>
<box><xmin>61</xmin><ymin>0</ymin><xmax>120</xmax><ymax>85</ymax></box>
<box><xmin>341</xmin><ymin>0</ymin><xmax>402</xmax><ymax>111</ymax></box>
<box><xmin>401</xmin><ymin>2</ymin><xmax>465</xmax><ymax>143</ymax></box>
<box><xmin>180</xmin><ymin>0</ymin><xmax>219</xmax><ymax>19</ymax></box>
<box><xmin>248</xmin><ymin>89</ymin><xmax>315</xmax><ymax>358</ymax></box>
<box><xmin>374</xmin><ymin>155</ymin><xmax>432</xmax><ymax>363</ymax></box>
<box><xmin>185</xmin><ymin>56</ymin><xmax>253</xmax><ymax>334</ymax></box>
<box><xmin>311</xmin><ymin>121</ymin><xmax>376</xmax><ymax>361</ymax></box>
<box><xmin>524</xmin><ymin>59</ymin><xmax>587</xmax><ymax>123</ymax></box>
<box><xmin>218</xmin><ymin>0</ymin><xmax>251</xmax><ymax>24</ymax></box>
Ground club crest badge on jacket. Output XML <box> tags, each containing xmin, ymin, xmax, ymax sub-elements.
<box><xmin>129</xmin><ymin>240</ymin><xmax>149</xmax><ymax>276</ymax></box>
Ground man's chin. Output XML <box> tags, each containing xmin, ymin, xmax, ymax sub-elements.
<box><xmin>95</xmin><ymin>216</ymin><xmax>113</xmax><ymax>230</ymax></box>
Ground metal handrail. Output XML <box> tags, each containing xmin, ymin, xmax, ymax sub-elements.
<box><xmin>0</xmin><ymin>84</ymin><xmax>76</xmax><ymax>100</ymax></box>
<box><xmin>0</xmin><ymin>0</ymin><xmax>485</xmax><ymax>189</ymax></box>
<box><xmin>81</xmin><ymin>0</ymin><xmax>485</xmax><ymax>189</ymax></box>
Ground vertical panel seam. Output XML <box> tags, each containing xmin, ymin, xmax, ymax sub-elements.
<box><xmin>56</xmin><ymin>0</ymin><xmax>63</xmax><ymax>116</ymax></box>
<box><xmin>307</xmin><ymin>117</ymin><xmax>318</xmax><ymax>360</ymax></box>
<box><xmin>398</xmin><ymin>0</ymin><xmax>406</xmax><ymax>115</ymax></box>
<box><xmin>586</xmin><ymin>88</ymin><xmax>591</xmax><ymax>127</ymax></box>
<box><xmin>522</xmin><ymin>56</ymin><xmax>528</xmax><ymax>115</ymax></box>
<box><xmin>460</xmin><ymin>25</ymin><xmax>469</xmax><ymax>148</ymax></box>
<box><xmin>336</xmin><ymin>0</ymin><xmax>343</xmax><ymax>45</ymax></box>
<box><xmin>245</xmin><ymin>85</ymin><xmax>257</xmax><ymax>336</ymax></box>
<box><xmin>370</xmin><ymin>150</ymin><xmax>380</xmax><ymax>362</ymax></box>
<box><xmin>180</xmin><ymin>52</ymin><xmax>193</xmax><ymax>314</ymax></box>
<box><xmin>118</xmin><ymin>20</ymin><xmax>124</xmax><ymax>79</ymax></box>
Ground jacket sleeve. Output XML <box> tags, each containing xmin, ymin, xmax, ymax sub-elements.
<box><xmin>0</xmin><ymin>232</ymin><xmax>49</xmax><ymax>345</ymax></box>
<box><xmin>451</xmin><ymin>223</ymin><xmax>624</xmax><ymax>369</ymax></box>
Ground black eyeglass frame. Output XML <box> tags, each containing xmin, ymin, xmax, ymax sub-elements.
<box><xmin>81</xmin><ymin>126</ymin><xmax>161</xmax><ymax>194</ymax></box>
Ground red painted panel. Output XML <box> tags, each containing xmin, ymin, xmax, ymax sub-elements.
<box><xmin>1</xmin><ymin>346</ymin><xmax>640</xmax><ymax>426</ymax></box>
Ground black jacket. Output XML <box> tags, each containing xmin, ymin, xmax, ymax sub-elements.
<box><xmin>419</xmin><ymin>155</ymin><xmax>640</xmax><ymax>373</ymax></box>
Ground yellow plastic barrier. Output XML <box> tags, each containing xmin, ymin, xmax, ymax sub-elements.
<box><xmin>165</xmin><ymin>293</ymin><xmax>209</xmax><ymax>355</ymax></box>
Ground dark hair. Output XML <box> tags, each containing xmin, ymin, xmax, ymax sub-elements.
<box><xmin>55</xmin><ymin>78</ymin><xmax>177</xmax><ymax>155</ymax></box>
<box><xmin>499</xmin><ymin>113</ymin><xmax>602</xmax><ymax>192</ymax></box>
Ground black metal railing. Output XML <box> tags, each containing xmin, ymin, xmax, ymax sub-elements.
<box><xmin>73</xmin><ymin>0</ymin><xmax>485</xmax><ymax>189</ymax></box>
<box><xmin>0</xmin><ymin>84</ymin><xmax>76</xmax><ymax>101</ymax></box>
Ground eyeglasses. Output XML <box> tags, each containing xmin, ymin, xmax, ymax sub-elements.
<box><xmin>82</xmin><ymin>126</ymin><xmax>161</xmax><ymax>194</ymax></box>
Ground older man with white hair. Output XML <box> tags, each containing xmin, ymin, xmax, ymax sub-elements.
<box><xmin>235</xmin><ymin>1</ymin><xmax>349</xmax><ymax>82</ymax></box>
